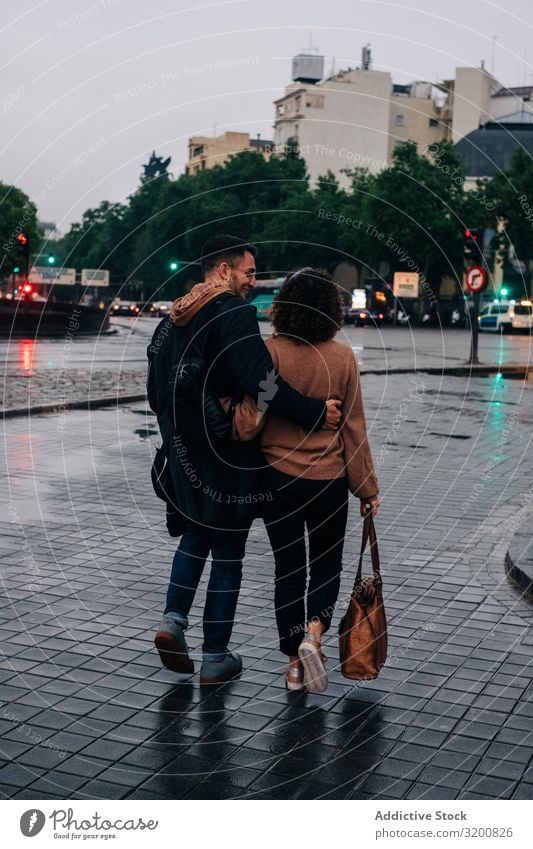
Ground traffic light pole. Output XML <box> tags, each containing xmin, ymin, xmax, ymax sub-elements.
<box><xmin>468</xmin><ymin>290</ymin><xmax>481</xmax><ymax>365</ymax></box>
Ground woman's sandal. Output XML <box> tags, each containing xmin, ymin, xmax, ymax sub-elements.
<box><xmin>298</xmin><ymin>634</ymin><xmax>328</xmax><ymax>693</ymax></box>
<box><xmin>286</xmin><ymin>661</ymin><xmax>305</xmax><ymax>691</ymax></box>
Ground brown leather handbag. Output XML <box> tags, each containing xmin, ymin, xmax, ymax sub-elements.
<box><xmin>338</xmin><ymin>513</ymin><xmax>387</xmax><ymax>680</ymax></box>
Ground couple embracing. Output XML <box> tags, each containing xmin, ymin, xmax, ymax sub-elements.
<box><xmin>147</xmin><ymin>235</ymin><xmax>379</xmax><ymax>692</ymax></box>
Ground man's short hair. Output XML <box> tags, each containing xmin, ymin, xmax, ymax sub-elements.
<box><xmin>200</xmin><ymin>235</ymin><xmax>257</xmax><ymax>275</ymax></box>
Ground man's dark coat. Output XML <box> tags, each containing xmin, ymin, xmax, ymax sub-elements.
<box><xmin>147</xmin><ymin>292</ymin><xmax>326</xmax><ymax>530</ymax></box>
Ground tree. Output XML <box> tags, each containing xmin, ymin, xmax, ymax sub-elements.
<box><xmin>339</xmin><ymin>141</ymin><xmax>468</xmax><ymax>308</ymax></box>
<box><xmin>485</xmin><ymin>147</ymin><xmax>533</xmax><ymax>297</ymax></box>
<box><xmin>0</xmin><ymin>182</ymin><xmax>40</xmax><ymax>279</ymax></box>
<box><xmin>57</xmin><ymin>200</ymin><xmax>131</xmax><ymax>286</ymax></box>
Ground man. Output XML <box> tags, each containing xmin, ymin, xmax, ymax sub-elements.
<box><xmin>147</xmin><ymin>235</ymin><xmax>341</xmax><ymax>684</ymax></box>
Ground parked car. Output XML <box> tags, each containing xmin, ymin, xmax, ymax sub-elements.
<box><xmin>478</xmin><ymin>300</ymin><xmax>533</xmax><ymax>333</ymax></box>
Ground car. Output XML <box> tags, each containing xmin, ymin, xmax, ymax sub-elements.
<box><xmin>478</xmin><ymin>300</ymin><xmax>533</xmax><ymax>333</ymax></box>
<box><xmin>111</xmin><ymin>300</ymin><xmax>141</xmax><ymax>316</ymax></box>
<box><xmin>152</xmin><ymin>300</ymin><xmax>174</xmax><ymax>317</ymax></box>
<box><xmin>350</xmin><ymin>307</ymin><xmax>386</xmax><ymax>327</ymax></box>
<box><xmin>136</xmin><ymin>301</ymin><xmax>157</xmax><ymax>316</ymax></box>
<box><xmin>248</xmin><ymin>281</ymin><xmax>281</xmax><ymax>320</ymax></box>
<box><xmin>343</xmin><ymin>287</ymin><xmax>388</xmax><ymax>326</ymax></box>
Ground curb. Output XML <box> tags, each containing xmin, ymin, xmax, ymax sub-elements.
<box><xmin>1</xmin><ymin>393</ymin><xmax>148</xmax><ymax>420</ymax></box>
<box><xmin>360</xmin><ymin>363</ymin><xmax>531</xmax><ymax>378</ymax></box>
<box><xmin>505</xmin><ymin>551</ymin><xmax>533</xmax><ymax>602</ymax></box>
<box><xmin>0</xmin><ymin>362</ymin><xmax>530</xmax><ymax>421</ymax></box>
<box><xmin>505</xmin><ymin>518</ymin><xmax>533</xmax><ymax>602</ymax></box>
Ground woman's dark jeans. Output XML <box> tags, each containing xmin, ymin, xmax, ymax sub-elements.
<box><xmin>263</xmin><ymin>466</ymin><xmax>349</xmax><ymax>657</ymax></box>
<box><xmin>165</xmin><ymin>523</ymin><xmax>250</xmax><ymax>655</ymax></box>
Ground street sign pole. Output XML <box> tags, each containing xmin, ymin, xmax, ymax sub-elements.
<box><xmin>464</xmin><ymin>265</ymin><xmax>487</xmax><ymax>365</ymax></box>
<box><xmin>468</xmin><ymin>290</ymin><xmax>481</xmax><ymax>365</ymax></box>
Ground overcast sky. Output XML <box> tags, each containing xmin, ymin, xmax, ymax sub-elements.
<box><xmin>2</xmin><ymin>0</ymin><xmax>532</xmax><ymax>231</ymax></box>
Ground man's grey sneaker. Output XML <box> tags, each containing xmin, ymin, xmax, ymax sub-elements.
<box><xmin>199</xmin><ymin>651</ymin><xmax>242</xmax><ymax>684</ymax></box>
<box><xmin>154</xmin><ymin>614</ymin><xmax>194</xmax><ymax>674</ymax></box>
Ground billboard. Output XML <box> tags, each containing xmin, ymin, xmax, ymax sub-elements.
<box><xmin>28</xmin><ymin>266</ymin><xmax>76</xmax><ymax>286</ymax></box>
<box><xmin>81</xmin><ymin>269</ymin><xmax>110</xmax><ymax>287</ymax></box>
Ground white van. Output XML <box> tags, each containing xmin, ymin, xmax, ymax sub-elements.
<box><xmin>478</xmin><ymin>300</ymin><xmax>532</xmax><ymax>333</ymax></box>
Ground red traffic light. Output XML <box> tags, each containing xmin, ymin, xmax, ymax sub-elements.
<box><xmin>22</xmin><ymin>283</ymin><xmax>32</xmax><ymax>294</ymax></box>
<box><xmin>16</xmin><ymin>233</ymin><xmax>28</xmax><ymax>246</ymax></box>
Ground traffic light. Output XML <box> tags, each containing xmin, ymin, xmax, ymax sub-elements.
<box><xmin>13</xmin><ymin>265</ymin><xmax>20</xmax><ymax>274</ymax></box>
<box><xmin>22</xmin><ymin>283</ymin><xmax>33</xmax><ymax>301</ymax></box>
<box><xmin>15</xmin><ymin>232</ymin><xmax>30</xmax><ymax>277</ymax></box>
<box><xmin>464</xmin><ymin>228</ymin><xmax>482</xmax><ymax>262</ymax></box>
<box><xmin>47</xmin><ymin>254</ymin><xmax>56</xmax><ymax>264</ymax></box>
<box><xmin>169</xmin><ymin>260</ymin><xmax>180</xmax><ymax>272</ymax></box>
<box><xmin>15</xmin><ymin>232</ymin><xmax>30</xmax><ymax>278</ymax></box>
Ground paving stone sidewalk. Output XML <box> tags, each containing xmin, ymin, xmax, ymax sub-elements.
<box><xmin>0</xmin><ymin>371</ymin><xmax>531</xmax><ymax>800</ymax></box>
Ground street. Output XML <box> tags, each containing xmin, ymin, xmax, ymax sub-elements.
<box><xmin>1</xmin><ymin>319</ymin><xmax>532</xmax><ymax>412</ymax></box>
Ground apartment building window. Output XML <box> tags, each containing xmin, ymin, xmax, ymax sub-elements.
<box><xmin>306</xmin><ymin>94</ymin><xmax>325</xmax><ymax>108</ymax></box>
<box><xmin>192</xmin><ymin>145</ymin><xmax>204</xmax><ymax>157</ymax></box>
<box><xmin>429</xmin><ymin>118</ymin><xmax>438</xmax><ymax>127</ymax></box>
<box><xmin>395</xmin><ymin>114</ymin><xmax>405</xmax><ymax>126</ymax></box>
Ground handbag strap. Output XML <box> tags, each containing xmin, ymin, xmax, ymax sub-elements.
<box><xmin>354</xmin><ymin>512</ymin><xmax>381</xmax><ymax>586</ymax></box>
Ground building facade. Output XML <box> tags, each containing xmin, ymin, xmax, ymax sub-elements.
<box><xmin>185</xmin><ymin>131</ymin><xmax>273</xmax><ymax>175</ymax></box>
<box><xmin>273</xmin><ymin>48</ymin><xmax>532</xmax><ymax>185</ymax></box>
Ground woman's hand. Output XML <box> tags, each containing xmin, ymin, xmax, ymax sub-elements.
<box><xmin>360</xmin><ymin>496</ymin><xmax>380</xmax><ymax>518</ymax></box>
<box><xmin>323</xmin><ymin>399</ymin><xmax>342</xmax><ymax>430</ymax></box>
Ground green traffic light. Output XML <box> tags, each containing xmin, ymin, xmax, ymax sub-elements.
<box><xmin>500</xmin><ymin>287</ymin><xmax>508</xmax><ymax>297</ymax></box>
<box><xmin>47</xmin><ymin>255</ymin><xmax>56</xmax><ymax>264</ymax></box>
<box><xmin>13</xmin><ymin>266</ymin><xmax>20</xmax><ymax>273</ymax></box>
<box><xmin>169</xmin><ymin>261</ymin><xmax>179</xmax><ymax>272</ymax></box>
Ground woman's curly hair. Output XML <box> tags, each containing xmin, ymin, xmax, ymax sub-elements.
<box><xmin>271</xmin><ymin>267</ymin><xmax>343</xmax><ymax>344</ymax></box>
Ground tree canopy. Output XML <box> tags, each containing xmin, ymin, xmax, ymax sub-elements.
<box><xmin>4</xmin><ymin>139</ymin><xmax>533</xmax><ymax>301</ymax></box>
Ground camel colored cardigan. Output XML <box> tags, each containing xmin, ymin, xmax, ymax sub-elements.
<box><xmin>260</xmin><ymin>335</ymin><xmax>379</xmax><ymax>499</ymax></box>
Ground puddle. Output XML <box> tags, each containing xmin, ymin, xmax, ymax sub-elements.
<box><xmin>129</xmin><ymin>409</ymin><xmax>156</xmax><ymax>417</ymax></box>
<box><xmin>135</xmin><ymin>428</ymin><xmax>157</xmax><ymax>440</ymax></box>
<box><xmin>429</xmin><ymin>432</ymin><xmax>471</xmax><ymax>439</ymax></box>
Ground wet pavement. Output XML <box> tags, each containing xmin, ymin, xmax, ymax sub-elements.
<box><xmin>0</xmin><ymin>366</ymin><xmax>532</xmax><ymax>800</ymax></box>
<box><xmin>1</xmin><ymin>320</ymin><xmax>531</xmax><ymax>412</ymax></box>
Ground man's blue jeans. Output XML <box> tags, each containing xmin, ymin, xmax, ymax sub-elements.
<box><xmin>164</xmin><ymin>523</ymin><xmax>250</xmax><ymax>656</ymax></box>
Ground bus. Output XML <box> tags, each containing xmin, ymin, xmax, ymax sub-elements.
<box><xmin>248</xmin><ymin>279</ymin><xmax>282</xmax><ymax>320</ymax></box>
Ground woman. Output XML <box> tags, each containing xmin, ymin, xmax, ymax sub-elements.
<box><xmin>260</xmin><ymin>268</ymin><xmax>380</xmax><ymax>692</ymax></box>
